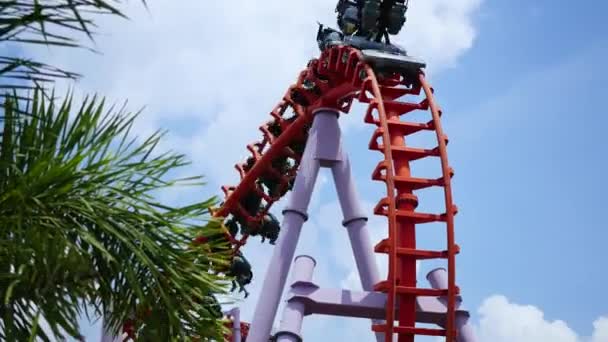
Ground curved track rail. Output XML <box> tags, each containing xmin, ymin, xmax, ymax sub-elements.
<box><xmin>207</xmin><ymin>45</ymin><xmax>459</xmax><ymax>342</ymax></box>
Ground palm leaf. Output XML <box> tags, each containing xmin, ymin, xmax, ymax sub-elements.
<box><xmin>0</xmin><ymin>1</ymin><xmax>146</xmax><ymax>92</ymax></box>
<box><xmin>0</xmin><ymin>89</ymin><xmax>232</xmax><ymax>341</ymax></box>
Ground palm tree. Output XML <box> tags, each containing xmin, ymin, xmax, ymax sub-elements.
<box><xmin>1</xmin><ymin>1</ymin><xmax>131</xmax><ymax>91</ymax></box>
<box><xmin>1</xmin><ymin>1</ymin><xmax>233</xmax><ymax>340</ymax></box>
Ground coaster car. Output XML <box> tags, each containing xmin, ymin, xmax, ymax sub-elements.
<box><xmin>316</xmin><ymin>25</ymin><xmax>426</xmax><ymax>76</ymax></box>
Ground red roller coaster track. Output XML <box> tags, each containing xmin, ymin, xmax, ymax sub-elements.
<box><xmin>213</xmin><ymin>45</ymin><xmax>461</xmax><ymax>342</ymax></box>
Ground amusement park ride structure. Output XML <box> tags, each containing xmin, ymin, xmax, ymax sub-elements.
<box><xmin>103</xmin><ymin>1</ymin><xmax>476</xmax><ymax>341</ymax></box>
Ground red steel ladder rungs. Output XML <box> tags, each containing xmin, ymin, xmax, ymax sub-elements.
<box><xmin>383</xmin><ymin>99</ymin><xmax>425</xmax><ymax>116</ymax></box>
<box><xmin>386</xmin><ymin>120</ymin><xmax>435</xmax><ymax>136</ymax></box>
<box><xmin>374</xmin><ymin>281</ymin><xmax>457</xmax><ymax>297</ymax></box>
<box><xmin>372</xmin><ymin>324</ymin><xmax>448</xmax><ymax>337</ymax></box>
<box><xmin>374</xmin><ymin>239</ymin><xmax>461</xmax><ymax>259</ymax></box>
<box><xmin>371</xmin><ymin>161</ymin><xmax>452</xmax><ymax>190</ymax></box>
<box><xmin>390</xmin><ymin>145</ymin><xmax>441</xmax><ymax>161</ymax></box>
<box><xmin>373</xmin><ymin>199</ymin><xmax>447</xmax><ymax>224</ymax></box>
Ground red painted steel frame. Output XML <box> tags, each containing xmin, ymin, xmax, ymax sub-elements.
<box><xmin>420</xmin><ymin>75</ymin><xmax>458</xmax><ymax>341</ymax></box>
<box><xmin>201</xmin><ymin>46</ymin><xmax>460</xmax><ymax>342</ymax></box>
<box><xmin>361</xmin><ymin>67</ymin><xmax>458</xmax><ymax>341</ymax></box>
<box><xmin>119</xmin><ymin>42</ymin><xmax>461</xmax><ymax>341</ymax></box>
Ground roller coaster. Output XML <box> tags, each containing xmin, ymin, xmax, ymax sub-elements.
<box><xmin>113</xmin><ymin>1</ymin><xmax>475</xmax><ymax>341</ymax></box>
<box><xmin>214</xmin><ymin>44</ymin><xmax>468</xmax><ymax>340</ymax></box>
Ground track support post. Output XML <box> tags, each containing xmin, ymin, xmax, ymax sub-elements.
<box><xmin>275</xmin><ymin>255</ymin><xmax>316</xmax><ymax>342</ymax></box>
<box><xmin>248</xmin><ymin>108</ymin><xmax>383</xmax><ymax>342</ymax></box>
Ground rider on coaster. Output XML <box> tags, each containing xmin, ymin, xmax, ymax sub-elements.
<box><xmin>317</xmin><ymin>0</ymin><xmax>409</xmax><ymax>52</ymax></box>
<box><xmin>316</xmin><ymin>0</ymin><xmax>424</xmax><ymax>86</ymax></box>
<box><xmin>336</xmin><ymin>0</ymin><xmax>408</xmax><ymax>42</ymax></box>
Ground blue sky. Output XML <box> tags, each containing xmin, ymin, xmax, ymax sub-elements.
<box><xmin>443</xmin><ymin>0</ymin><xmax>607</xmax><ymax>334</ymax></box>
<box><xmin>14</xmin><ymin>0</ymin><xmax>608</xmax><ymax>341</ymax></box>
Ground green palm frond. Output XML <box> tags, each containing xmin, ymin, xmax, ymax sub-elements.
<box><xmin>0</xmin><ymin>1</ymin><xmax>142</xmax><ymax>45</ymax></box>
<box><xmin>0</xmin><ymin>57</ymin><xmax>81</xmax><ymax>92</ymax></box>
<box><xmin>0</xmin><ymin>0</ymin><xmax>146</xmax><ymax>89</ymax></box>
<box><xmin>0</xmin><ymin>89</ymin><xmax>231</xmax><ymax>341</ymax></box>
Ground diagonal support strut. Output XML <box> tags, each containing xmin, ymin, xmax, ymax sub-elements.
<box><xmin>247</xmin><ymin>108</ymin><xmax>384</xmax><ymax>342</ymax></box>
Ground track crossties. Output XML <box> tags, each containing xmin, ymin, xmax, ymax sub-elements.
<box><xmin>208</xmin><ymin>46</ymin><xmax>460</xmax><ymax>342</ymax></box>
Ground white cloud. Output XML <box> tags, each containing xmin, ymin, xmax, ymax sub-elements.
<box><xmin>400</xmin><ymin>0</ymin><xmax>483</xmax><ymax>72</ymax></box>
<box><xmin>477</xmin><ymin>295</ymin><xmax>579</xmax><ymax>342</ymax></box>
<box><xmin>476</xmin><ymin>295</ymin><xmax>608</xmax><ymax>342</ymax></box>
<box><xmin>23</xmin><ymin>0</ymin><xmax>483</xmax><ymax>183</ymax></box>
<box><xmin>591</xmin><ymin>317</ymin><xmax>608</xmax><ymax>342</ymax></box>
